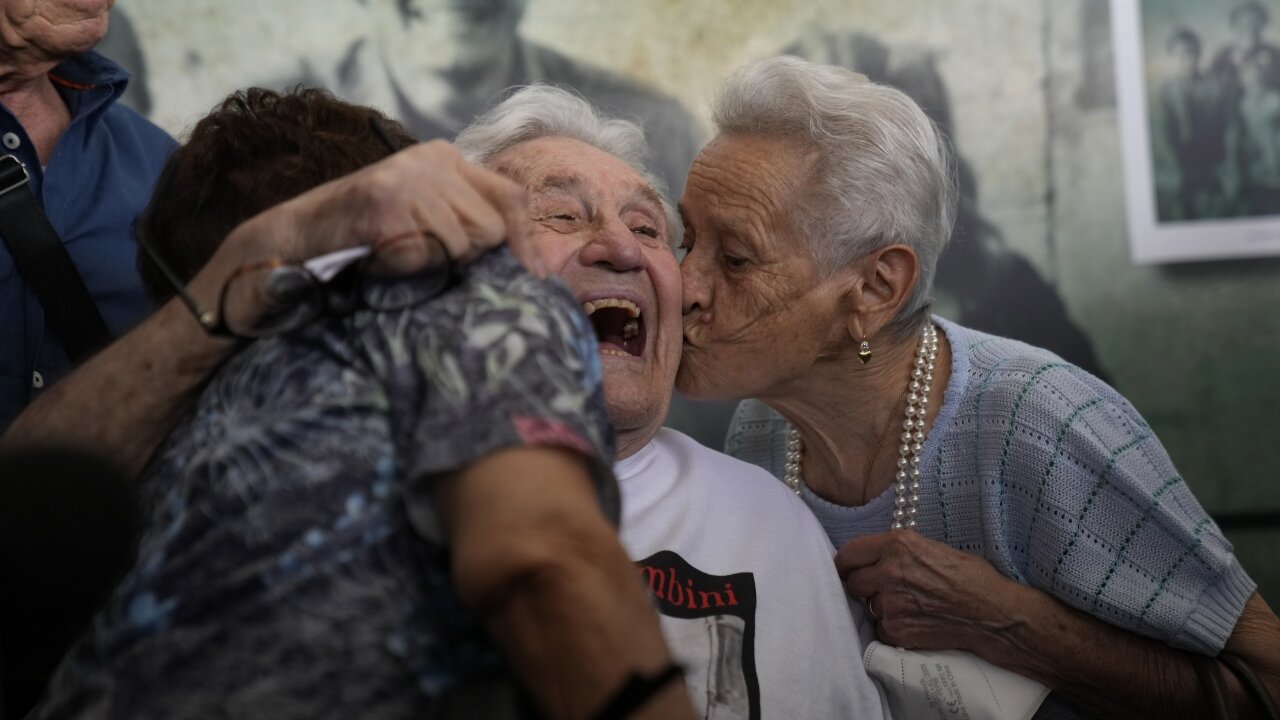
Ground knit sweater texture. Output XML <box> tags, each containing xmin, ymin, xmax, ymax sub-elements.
<box><xmin>726</xmin><ymin>317</ymin><xmax>1254</xmax><ymax>655</ymax></box>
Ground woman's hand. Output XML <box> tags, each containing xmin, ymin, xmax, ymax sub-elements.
<box><xmin>835</xmin><ymin>530</ymin><xmax>1023</xmax><ymax>652</ymax></box>
<box><xmin>839</xmin><ymin>532</ymin><xmax>1280</xmax><ymax>719</ymax></box>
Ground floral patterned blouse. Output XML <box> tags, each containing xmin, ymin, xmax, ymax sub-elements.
<box><xmin>33</xmin><ymin>249</ymin><xmax>614</xmax><ymax>720</ymax></box>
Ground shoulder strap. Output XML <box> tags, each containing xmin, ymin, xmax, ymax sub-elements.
<box><xmin>1220</xmin><ymin>651</ymin><xmax>1280</xmax><ymax>719</ymax></box>
<box><xmin>1193</xmin><ymin>652</ymin><xmax>1231</xmax><ymax>719</ymax></box>
<box><xmin>0</xmin><ymin>154</ymin><xmax>111</xmax><ymax>363</ymax></box>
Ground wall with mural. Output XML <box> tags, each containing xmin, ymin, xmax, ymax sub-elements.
<box><xmin>103</xmin><ymin>0</ymin><xmax>1280</xmax><ymax>599</ymax></box>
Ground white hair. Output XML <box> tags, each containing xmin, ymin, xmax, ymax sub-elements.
<box><xmin>454</xmin><ymin>84</ymin><xmax>680</xmax><ymax>243</ymax></box>
<box><xmin>713</xmin><ymin>55</ymin><xmax>957</xmax><ymax>329</ymax></box>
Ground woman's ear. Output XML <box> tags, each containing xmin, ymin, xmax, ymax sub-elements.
<box><xmin>842</xmin><ymin>244</ymin><xmax>919</xmax><ymax>341</ymax></box>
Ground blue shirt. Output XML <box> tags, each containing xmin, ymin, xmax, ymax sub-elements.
<box><xmin>33</xmin><ymin>250</ymin><xmax>617</xmax><ymax>719</ymax></box>
<box><xmin>0</xmin><ymin>51</ymin><xmax>175</xmax><ymax>430</ymax></box>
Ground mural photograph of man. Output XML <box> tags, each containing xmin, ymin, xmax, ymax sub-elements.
<box><xmin>281</xmin><ymin>0</ymin><xmax>702</xmax><ymax>199</ymax></box>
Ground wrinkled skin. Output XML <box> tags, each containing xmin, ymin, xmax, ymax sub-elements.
<box><xmin>0</xmin><ymin>0</ymin><xmax>112</xmax><ymax>83</ymax></box>
<box><xmin>678</xmin><ymin>134</ymin><xmax>1010</xmax><ymax>650</ymax></box>
<box><xmin>492</xmin><ymin>136</ymin><xmax>682</xmax><ymax>459</ymax></box>
<box><xmin>678</xmin><ymin>133</ymin><xmax>854</xmax><ymax>403</ymax></box>
<box><xmin>238</xmin><ymin>139</ymin><xmax>543</xmax><ymax>280</ymax></box>
<box><xmin>2</xmin><ymin>137</ymin><xmax>542</xmax><ymax>477</ymax></box>
<box><xmin>835</xmin><ymin>529</ymin><xmax>1017</xmax><ymax>651</ymax></box>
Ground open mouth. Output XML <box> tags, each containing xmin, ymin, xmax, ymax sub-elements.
<box><xmin>583</xmin><ymin>298</ymin><xmax>646</xmax><ymax>357</ymax></box>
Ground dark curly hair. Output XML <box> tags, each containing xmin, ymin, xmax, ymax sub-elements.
<box><xmin>136</xmin><ymin>86</ymin><xmax>417</xmax><ymax>303</ymax></box>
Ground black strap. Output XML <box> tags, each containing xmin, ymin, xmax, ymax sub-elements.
<box><xmin>1194</xmin><ymin>651</ymin><xmax>1280</xmax><ymax>720</ymax></box>
<box><xmin>1221</xmin><ymin>651</ymin><xmax>1280</xmax><ymax>719</ymax></box>
<box><xmin>588</xmin><ymin>663</ymin><xmax>684</xmax><ymax>720</ymax></box>
<box><xmin>0</xmin><ymin>154</ymin><xmax>111</xmax><ymax>364</ymax></box>
<box><xmin>1194</xmin><ymin>653</ymin><xmax>1232</xmax><ymax>719</ymax></box>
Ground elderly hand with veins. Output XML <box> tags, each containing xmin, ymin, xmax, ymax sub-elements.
<box><xmin>3</xmin><ymin>139</ymin><xmax>544</xmax><ymax>475</ymax></box>
<box><xmin>838</xmin><ymin>529</ymin><xmax>1280</xmax><ymax>719</ymax></box>
<box><xmin>215</xmin><ymin>139</ymin><xmax>545</xmax><ymax>284</ymax></box>
<box><xmin>836</xmin><ymin>529</ymin><xmax>1015</xmax><ymax>653</ymax></box>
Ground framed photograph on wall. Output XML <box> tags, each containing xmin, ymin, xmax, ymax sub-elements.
<box><xmin>1112</xmin><ymin>0</ymin><xmax>1280</xmax><ymax>263</ymax></box>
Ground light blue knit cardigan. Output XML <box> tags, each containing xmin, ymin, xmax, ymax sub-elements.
<box><xmin>727</xmin><ymin>317</ymin><xmax>1254</xmax><ymax>654</ymax></box>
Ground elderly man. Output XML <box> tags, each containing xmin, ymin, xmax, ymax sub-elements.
<box><xmin>452</xmin><ymin>86</ymin><xmax>883</xmax><ymax>719</ymax></box>
<box><xmin>9</xmin><ymin>86</ymin><xmax>883</xmax><ymax>718</ymax></box>
<box><xmin>0</xmin><ymin>0</ymin><xmax>174</xmax><ymax>431</ymax></box>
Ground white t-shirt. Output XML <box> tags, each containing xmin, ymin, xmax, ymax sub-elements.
<box><xmin>615</xmin><ymin>428</ymin><xmax>888</xmax><ymax>720</ymax></box>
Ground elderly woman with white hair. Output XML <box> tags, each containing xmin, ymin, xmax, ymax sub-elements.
<box><xmin>677</xmin><ymin>56</ymin><xmax>1280</xmax><ymax>718</ymax></box>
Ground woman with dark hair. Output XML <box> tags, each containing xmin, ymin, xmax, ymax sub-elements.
<box><xmin>28</xmin><ymin>87</ymin><xmax>693</xmax><ymax>720</ymax></box>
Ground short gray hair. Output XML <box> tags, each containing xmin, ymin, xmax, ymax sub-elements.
<box><xmin>455</xmin><ymin>84</ymin><xmax>679</xmax><ymax>243</ymax></box>
<box><xmin>713</xmin><ymin>55</ymin><xmax>957</xmax><ymax>328</ymax></box>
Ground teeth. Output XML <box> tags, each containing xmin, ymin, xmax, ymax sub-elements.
<box><xmin>622</xmin><ymin>319</ymin><xmax>638</xmax><ymax>339</ymax></box>
<box><xmin>582</xmin><ymin>298</ymin><xmax>640</xmax><ymax>318</ymax></box>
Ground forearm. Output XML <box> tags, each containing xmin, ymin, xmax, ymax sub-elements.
<box><xmin>2</xmin><ymin>137</ymin><xmax>534</xmax><ymax>475</ymax></box>
<box><xmin>839</xmin><ymin>531</ymin><xmax>1272</xmax><ymax>717</ymax></box>
<box><xmin>443</xmin><ymin>448</ymin><xmax>693</xmax><ymax>720</ymax></box>
<box><xmin>1</xmin><ymin>231</ymin><xmax>250</xmax><ymax>476</ymax></box>
<box><xmin>479</xmin><ymin>525</ymin><xmax>687</xmax><ymax>719</ymax></box>
<box><xmin>971</xmin><ymin>581</ymin><xmax>1262</xmax><ymax>719</ymax></box>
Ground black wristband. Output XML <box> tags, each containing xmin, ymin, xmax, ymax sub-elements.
<box><xmin>588</xmin><ymin>663</ymin><xmax>684</xmax><ymax>720</ymax></box>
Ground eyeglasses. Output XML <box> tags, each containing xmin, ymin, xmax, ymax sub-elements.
<box><xmin>139</xmin><ymin>117</ymin><xmax>453</xmax><ymax>340</ymax></box>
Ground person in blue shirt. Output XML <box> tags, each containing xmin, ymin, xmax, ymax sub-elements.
<box><xmin>0</xmin><ymin>1</ymin><xmax>175</xmax><ymax>431</ymax></box>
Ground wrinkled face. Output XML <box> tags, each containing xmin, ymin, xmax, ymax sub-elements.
<box><xmin>0</xmin><ymin>0</ymin><xmax>113</xmax><ymax>72</ymax></box>
<box><xmin>493</xmin><ymin>137</ymin><xmax>682</xmax><ymax>446</ymax></box>
<box><xmin>678</xmin><ymin>133</ymin><xmax>851</xmax><ymax>402</ymax></box>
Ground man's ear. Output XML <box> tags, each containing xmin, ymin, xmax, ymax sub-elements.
<box><xmin>841</xmin><ymin>244</ymin><xmax>919</xmax><ymax>342</ymax></box>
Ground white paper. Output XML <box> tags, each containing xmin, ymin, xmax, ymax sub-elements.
<box><xmin>864</xmin><ymin>641</ymin><xmax>1049</xmax><ymax>720</ymax></box>
<box><xmin>303</xmin><ymin>245</ymin><xmax>371</xmax><ymax>282</ymax></box>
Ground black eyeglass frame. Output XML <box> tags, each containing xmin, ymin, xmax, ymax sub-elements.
<box><xmin>136</xmin><ymin>115</ymin><xmax>447</xmax><ymax>340</ymax></box>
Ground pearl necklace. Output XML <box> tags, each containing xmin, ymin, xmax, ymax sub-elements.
<box><xmin>783</xmin><ymin>323</ymin><xmax>939</xmax><ymax>530</ymax></box>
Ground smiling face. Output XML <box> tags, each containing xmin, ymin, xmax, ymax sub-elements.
<box><xmin>678</xmin><ymin>133</ymin><xmax>854</xmax><ymax>402</ymax></box>
<box><xmin>492</xmin><ymin>136</ymin><xmax>682</xmax><ymax>457</ymax></box>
